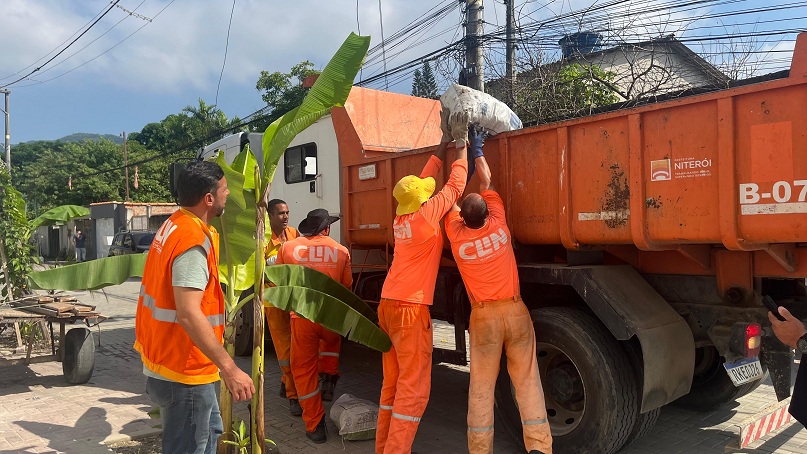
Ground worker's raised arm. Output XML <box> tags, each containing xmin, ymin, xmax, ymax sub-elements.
<box><xmin>419</xmin><ymin>108</ymin><xmax>453</xmax><ymax>179</ymax></box>
<box><xmin>422</xmin><ymin>112</ymin><xmax>470</xmax><ymax>220</ymax></box>
<box><xmin>476</xmin><ymin>156</ymin><xmax>493</xmax><ymax>192</ymax></box>
<box><xmin>466</xmin><ymin>127</ymin><xmax>493</xmax><ymax>192</ymax></box>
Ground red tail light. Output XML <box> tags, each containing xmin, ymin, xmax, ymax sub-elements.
<box><xmin>744</xmin><ymin>323</ymin><xmax>762</xmax><ymax>357</ymax></box>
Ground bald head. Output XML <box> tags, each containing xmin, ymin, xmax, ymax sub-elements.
<box><xmin>460</xmin><ymin>193</ymin><xmax>489</xmax><ymax>229</ymax></box>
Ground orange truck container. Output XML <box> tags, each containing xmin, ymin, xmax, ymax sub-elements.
<box><xmin>331</xmin><ymin>32</ymin><xmax>807</xmax><ymax>454</ymax></box>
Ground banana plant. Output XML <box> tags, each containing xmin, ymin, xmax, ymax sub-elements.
<box><xmin>209</xmin><ymin>32</ymin><xmax>376</xmax><ymax>454</ymax></box>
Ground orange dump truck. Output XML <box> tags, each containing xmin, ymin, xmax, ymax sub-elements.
<box><xmin>330</xmin><ymin>33</ymin><xmax>807</xmax><ymax>454</ymax></box>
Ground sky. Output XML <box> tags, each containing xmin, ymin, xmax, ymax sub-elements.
<box><xmin>1</xmin><ymin>0</ymin><xmax>803</xmax><ymax>144</ymax></box>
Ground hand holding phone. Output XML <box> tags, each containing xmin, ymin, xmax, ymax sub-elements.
<box><xmin>764</xmin><ymin>295</ymin><xmax>787</xmax><ymax>322</ymax></box>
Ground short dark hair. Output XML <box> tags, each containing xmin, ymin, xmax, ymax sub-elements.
<box><xmin>268</xmin><ymin>199</ymin><xmax>288</xmax><ymax>214</ymax></box>
<box><xmin>176</xmin><ymin>160</ymin><xmax>225</xmax><ymax>207</ymax></box>
<box><xmin>460</xmin><ymin>194</ymin><xmax>489</xmax><ymax>229</ymax></box>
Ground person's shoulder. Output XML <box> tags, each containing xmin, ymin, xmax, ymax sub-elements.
<box><xmin>287</xmin><ymin>227</ymin><xmax>300</xmax><ymax>239</ymax></box>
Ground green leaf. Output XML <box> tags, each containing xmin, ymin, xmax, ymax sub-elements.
<box><xmin>261</xmin><ymin>33</ymin><xmax>370</xmax><ymax>188</ymax></box>
<box><xmin>265</xmin><ymin>265</ymin><xmax>377</xmax><ymax>323</ymax></box>
<box><xmin>263</xmin><ymin>265</ymin><xmax>388</xmax><ymax>352</ymax></box>
<box><xmin>28</xmin><ymin>254</ymin><xmax>147</xmax><ymax>290</ymax></box>
<box><xmin>264</xmin><ymin>285</ymin><xmax>390</xmax><ymax>352</ymax></box>
<box><xmin>219</xmin><ymin>259</ymin><xmax>257</xmax><ymax>293</ymax></box>
<box><xmin>30</xmin><ymin>205</ymin><xmax>90</xmax><ymax>230</ymax></box>
<box><xmin>210</xmin><ymin>150</ymin><xmax>258</xmax><ymax>266</ymax></box>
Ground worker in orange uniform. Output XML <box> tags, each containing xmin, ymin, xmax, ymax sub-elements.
<box><xmin>135</xmin><ymin>160</ymin><xmax>255</xmax><ymax>454</ymax></box>
<box><xmin>375</xmin><ymin>111</ymin><xmax>470</xmax><ymax>454</ymax></box>
<box><xmin>275</xmin><ymin>208</ymin><xmax>353</xmax><ymax>443</ymax></box>
<box><xmin>263</xmin><ymin>198</ymin><xmax>302</xmax><ymax>417</ymax></box>
<box><xmin>445</xmin><ymin>129</ymin><xmax>553</xmax><ymax>454</ymax></box>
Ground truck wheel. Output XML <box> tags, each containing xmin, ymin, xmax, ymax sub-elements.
<box><xmin>233</xmin><ymin>300</ymin><xmax>254</xmax><ymax>357</ymax></box>
<box><xmin>672</xmin><ymin>346</ymin><xmax>767</xmax><ymax>411</ymax></box>
<box><xmin>622</xmin><ymin>341</ymin><xmax>660</xmax><ymax>446</ymax></box>
<box><xmin>63</xmin><ymin>328</ymin><xmax>95</xmax><ymax>384</ymax></box>
<box><xmin>494</xmin><ymin>307</ymin><xmax>638</xmax><ymax>454</ymax></box>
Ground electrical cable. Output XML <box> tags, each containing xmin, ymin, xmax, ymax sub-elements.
<box><xmin>215</xmin><ymin>0</ymin><xmax>238</xmax><ymax>106</ymax></box>
<box><xmin>1</xmin><ymin>0</ymin><xmax>121</xmax><ymax>89</ymax></box>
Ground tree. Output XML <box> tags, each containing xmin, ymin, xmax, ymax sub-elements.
<box><xmin>254</xmin><ymin>61</ymin><xmax>321</xmax><ymax>131</ymax></box>
<box><xmin>0</xmin><ymin>165</ymin><xmax>35</xmax><ymax>299</ymax></box>
<box><xmin>411</xmin><ymin>61</ymin><xmax>439</xmax><ymax>99</ymax></box>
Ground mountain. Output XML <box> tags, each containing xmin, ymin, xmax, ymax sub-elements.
<box><xmin>57</xmin><ymin>133</ymin><xmax>124</xmax><ymax>144</ymax></box>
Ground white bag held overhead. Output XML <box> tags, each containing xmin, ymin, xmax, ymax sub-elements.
<box><xmin>440</xmin><ymin>83</ymin><xmax>523</xmax><ymax>135</ymax></box>
<box><xmin>329</xmin><ymin>393</ymin><xmax>379</xmax><ymax>441</ymax></box>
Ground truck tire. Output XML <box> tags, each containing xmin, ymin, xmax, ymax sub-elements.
<box><xmin>233</xmin><ymin>299</ymin><xmax>254</xmax><ymax>357</ymax></box>
<box><xmin>622</xmin><ymin>341</ymin><xmax>661</xmax><ymax>446</ymax></box>
<box><xmin>672</xmin><ymin>346</ymin><xmax>768</xmax><ymax>412</ymax></box>
<box><xmin>494</xmin><ymin>307</ymin><xmax>638</xmax><ymax>454</ymax></box>
<box><xmin>63</xmin><ymin>328</ymin><xmax>95</xmax><ymax>384</ymax></box>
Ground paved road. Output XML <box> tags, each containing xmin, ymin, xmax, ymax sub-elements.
<box><xmin>1</xmin><ymin>279</ymin><xmax>806</xmax><ymax>453</ymax></box>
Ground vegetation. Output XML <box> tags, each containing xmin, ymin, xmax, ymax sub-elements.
<box><xmin>411</xmin><ymin>61</ymin><xmax>439</xmax><ymax>99</ymax></box>
<box><xmin>0</xmin><ymin>165</ymin><xmax>35</xmax><ymax>300</ymax></box>
<box><xmin>253</xmin><ymin>61</ymin><xmax>321</xmax><ymax>132</ymax></box>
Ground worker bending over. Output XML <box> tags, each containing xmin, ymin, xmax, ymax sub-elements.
<box><xmin>275</xmin><ymin>208</ymin><xmax>352</xmax><ymax>443</ymax></box>
<box><xmin>263</xmin><ymin>198</ymin><xmax>302</xmax><ymax>417</ymax></box>
<box><xmin>445</xmin><ymin>129</ymin><xmax>553</xmax><ymax>454</ymax></box>
<box><xmin>375</xmin><ymin>111</ymin><xmax>470</xmax><ymax>454</ymax></box>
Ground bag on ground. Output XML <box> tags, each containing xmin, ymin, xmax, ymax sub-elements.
<box><xmin>329</xmin><ymin>393</ymin><xmax>379</xmax><ymax>440</ymax></box>
<box><xmin>440</xmin><ymin>83</ymin><xmax>523</xmax><ymax>135</ymax></box>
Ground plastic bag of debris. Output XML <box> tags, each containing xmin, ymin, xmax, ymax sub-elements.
<box><xmin>329</xmin><ymin>393</ymin><xmax>379</xmax><ymax>441</ymax></box>
<box><xmin>440</xmin><ymin>83</ymin><xmax>522</xmax><ymax>135</ymax></box>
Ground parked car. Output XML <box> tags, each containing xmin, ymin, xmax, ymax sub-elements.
<box><xmin>108</xmin><ymin>231</ymin><xmax>156</xmax><ymax>256</ymax></box>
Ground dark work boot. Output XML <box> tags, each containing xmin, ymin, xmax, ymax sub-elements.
<box><xmin>289</xmin><ymin>399</ymin><xmax>303</xmax><ymax>417</ymax></box>
<box><xmin>306</xmin><ymin>416</ymin><xmax>327</xmax><ymax>444</ymax></box>
<box><xmin>278</xmin><ymin>381</ymin><xmax>286</xmax><ymax>398</ymax></box>
<box><xmin>319</xmin><ymin>373</ymin><xmax>340</xmax><ymax>402</ymax></box>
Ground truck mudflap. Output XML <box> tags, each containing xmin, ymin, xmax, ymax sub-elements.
<box><xmin>519</xmin><ymin>264</ymin><xmax>695</xmax><ymax>412</ymax></box>
<box><xmin>761</xmin><ymin>333</ymin><xmax>794</xmax><ymax>401</ymax></box>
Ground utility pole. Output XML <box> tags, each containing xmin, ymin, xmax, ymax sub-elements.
<box><xmin>465</xmin><ymin>0</ymin><xmax>484</xmax><ymax>91</ymax></box>
<box><xmin>505</xmin><ymin>0</ymin><xmax>516</xmax><ymax>105</ymax></box>
<box><xmin>122</xmin><ymin>132</ymin><xmax>130</xmax><ymax>202</ymax></box>
<box><xmin>0</xmin><ymin>90</ymin><xmax>9</xmax><ymax>174</ymax></box>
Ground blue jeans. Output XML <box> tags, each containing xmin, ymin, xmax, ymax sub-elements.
<box><xmin>146</xmin><ymin>377</ymin><xmax>223</xmax><ymax>454</ymax></box>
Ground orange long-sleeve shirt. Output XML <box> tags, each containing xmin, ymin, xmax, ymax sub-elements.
<box><xmin>381</xmin><ymin>155</ymin><xmax>468</xmax><ymax>305</ymax></box>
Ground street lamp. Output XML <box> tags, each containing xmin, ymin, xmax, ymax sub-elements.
<box><xmin>0</xmin><ymin>89</ymin><xmax>9</xmax><ymax>174</ymax></box>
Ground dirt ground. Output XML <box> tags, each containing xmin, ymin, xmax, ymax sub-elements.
<box><xmin>108</xmin><ymin>435</ymin><xmax>162</xmax><ymax>454</ymax></box>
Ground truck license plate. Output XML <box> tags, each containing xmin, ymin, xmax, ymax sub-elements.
<box><xmin>724</xmin><ymin>357</ymin><xmax>764</xmax><ymax>387</ymax></box>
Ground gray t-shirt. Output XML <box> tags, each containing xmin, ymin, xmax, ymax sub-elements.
<box><xmin>143</xmin><ymin>245</ymin><xmax>210</xmax><ymax>381</ymax></box>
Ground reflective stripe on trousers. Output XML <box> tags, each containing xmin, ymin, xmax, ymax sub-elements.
<box><xmin>266</xmin><ymin>306</ymin><xmax>297</xmax><ymax>399</ymax></box>
<box><xmin>467</xmin><ymin>297</ymin><xmax>553</xmax><ymax>454</ymax></box>
<box><xmin>291</xmin><ymin>316</ymin><xmax>341</xmax><ymax>432</ymax></box>
<box><xmin>375</xmin><ymin>299</ymin><xmax>433</xmax><ymax>454</ymax></box>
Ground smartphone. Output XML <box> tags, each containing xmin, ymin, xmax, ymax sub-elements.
<box><xmin>763</xmin><ymin>295</ymin><xmax>786</xmax><ymax>321</ymax></box>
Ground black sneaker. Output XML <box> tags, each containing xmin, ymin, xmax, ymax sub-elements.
<box><xmin>319</xmin><ymin>373</ymin><xmax>340</xmax><ymax>402</ymax></box>
<box><xmin>306</xmin><ymin>416</ymin><xmax>327</xmax><ymax>444</ymax></box>
<box><xmin>278</xmin><ymin>381</ymin><xmax>286</xmax><ymax>399</ymax></box>
<box><xmin>289</xmin><ymin>399</ymin><xmax>302</xmax><ymax>417</ymax></box>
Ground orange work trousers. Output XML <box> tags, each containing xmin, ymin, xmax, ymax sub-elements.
<box><xmin>467</xmin><ymin>297</ymin><xmax>552</xmax><ymax>454</ymax></box>
<box><xmin>265</xmin><ymin>305</ymin><xmax>297</xmax><ymax>399</ymax></box>
<box><xmin>375</xmin><ymin>299</ymin><xmax>433</xmax><ymax>454</ymax></box>
<box><xmin>290</xmin><ymin>316</ymin><xmax>341</xmax><ymax>432</ymax></box>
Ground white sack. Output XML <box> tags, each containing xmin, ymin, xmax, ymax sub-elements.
<box><xmin>439</xmin><ymin>83</ymin><xmax>523</xmax><ymax>135</ymax></box>
<box><xmin>329</xmin><ymin>393</ymin><xmax>379</xmax><ymax>441</ymax></box>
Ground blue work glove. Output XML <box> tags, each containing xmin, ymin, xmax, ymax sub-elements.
<box><xmin>466</xmin><ymin>126</ymin><xmax>485</xmax><ymax>184</ymax></box>
<box><xmin>468</xmin><ymin>126</ymin><xmax>485</xmax><ymax>160</ymax></box>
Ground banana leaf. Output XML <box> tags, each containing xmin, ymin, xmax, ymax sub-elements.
<box><xmin>264</xmin><ymin>264</ymin><xmax>377</xmax><ymax>323</ymax></box>
<box><xmin>28</xmin><ymin>254</ymin><xmax>147</xmax><ymax>290</ymax></box>
<box><xmin>30</xmin><ymin>205</ymin><xmax>90</xmax><ymax>229</ymax></box>
<box><xmin>264</xmin><ymin>285</ymin><xmax>390</xmax><ymax>352</ymax></box>
<box><xmin>210</xmin><ymin>149</ymin><xmax>258</xmax><ymax>267</ymax></box>
<box><xmin>261</xmin><ymin>33</ymin><xmax>371</xmax><ymax>188</ymax></box>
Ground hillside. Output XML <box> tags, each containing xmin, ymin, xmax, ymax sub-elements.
<box><xmin>57</xmin><ymin>133</ymin><xmax>124</xmax><ymax>144</ymax></box>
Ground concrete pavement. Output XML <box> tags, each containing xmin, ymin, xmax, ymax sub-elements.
<box><xmin>1</xmin><ymin>279</ymin><xmax>806</xmax><ymax>453</ymax></box>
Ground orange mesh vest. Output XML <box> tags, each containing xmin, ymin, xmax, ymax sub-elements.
<box><xmin>134</xmin><ymin>209</ymin><xmax>225</xmax><ymax>384</ymax></box>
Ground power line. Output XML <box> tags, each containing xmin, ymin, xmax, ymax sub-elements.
<box><xmin>1</xmin><ymin>0</ymin><xmax>121</xmax><ymax>89</ymax></box>
<box><xmin>215</xmin><ymin>0</ymin><xmax>238</xmax><ymax>106</ymax></box>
